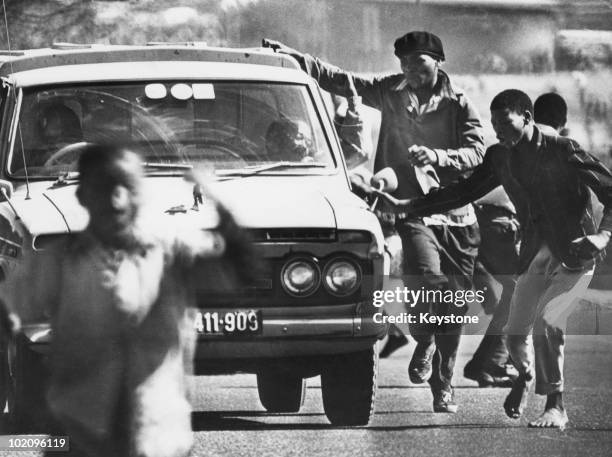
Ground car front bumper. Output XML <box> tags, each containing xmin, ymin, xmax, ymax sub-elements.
<box><xmin>194</xmin><ymin>302</ymin><xmax>387</xmax><ymax>360</ymax></box>
<box><xmin>20</xmin><ymin>301</ymin><xmax>388</xmax><ymax>359</ymax></box>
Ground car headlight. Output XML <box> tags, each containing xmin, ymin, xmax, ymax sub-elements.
<box><xmin>323</xmin><ymin>258</ymin><xmax>361</xmax><ymax>296</ymax></box>
<box><xmin>281</xmin><ymin>258</ymin><xmax>320</xmax><ymax>297</ymax></box>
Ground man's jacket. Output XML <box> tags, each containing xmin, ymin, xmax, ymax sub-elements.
<box><xmin>409</xmin><ymin>127</ymin><xmax>612</xmax><ymax>272</ymax></box>
<box><xmin>299</xmin><ymin>54</ymin><xmax>485</xmax><ymax>205</ymax></box>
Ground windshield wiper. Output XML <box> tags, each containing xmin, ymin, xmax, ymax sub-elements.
<box><xmin>216</xmin><ymin>161</ymin><xmax>328</xmax><ymax>177</ymax></box>
<box><xmin>142</xmin><ymin>162</ymin><xmax>193</xmax><ymax>170</ymax></box>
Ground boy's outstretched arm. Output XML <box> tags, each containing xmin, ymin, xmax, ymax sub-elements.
<box><xmin>375</xmin><ymin>154</ymin><xmax>500</xmax><ymax>216</ymax></box>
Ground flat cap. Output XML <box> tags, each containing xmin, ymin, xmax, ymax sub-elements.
<box><xmin>394</xmin><ymin>31</ymin><xmax>445</xmax><ymax>61</ymax></box>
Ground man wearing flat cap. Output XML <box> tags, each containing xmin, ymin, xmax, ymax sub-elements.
<box><xmin>263</xmin><ymin>31</ymin><xmax>485</xmax><ymax>414</ymax></box>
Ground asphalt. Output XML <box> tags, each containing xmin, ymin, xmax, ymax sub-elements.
<box><xmin>186</xmin><ymin>335</ymin><xmax>612</xmax><ymax>457</ymax></box>
<box><xmin>1</xmin><ymin>334</ymin><xmax>611</xmax><ymax>457</ymax></box>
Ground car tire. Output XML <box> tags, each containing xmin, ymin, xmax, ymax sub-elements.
<box><xmin>257</xmin><ymin>371</ymin><xmax>306</xmax><ymax>413</ymax></box>
<box><xmin>8</xmin><ymin>335</ymin><xmax>48</xmax><ymax>433</ymax></box>
<box><xmin>321</xmin><ymin>346</ymin><xmax>378</xmax><ymax>426</ymax></box>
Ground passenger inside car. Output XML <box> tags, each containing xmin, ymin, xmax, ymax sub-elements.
<box><xmin>265</xmin><ymin>119</ymin><xmax>314</xmax><ymax>162</ymax></box>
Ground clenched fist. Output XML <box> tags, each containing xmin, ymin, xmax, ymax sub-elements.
<box><xmin>408</xmin><ymin>145</ymin><xmax>437</xmax><ymax>166</ymax></box>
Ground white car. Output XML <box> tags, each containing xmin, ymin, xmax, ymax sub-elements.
<box><xmin>0</xmin><ymin>43</ymin><xmax>386</xmax><ymax>429</ymax></box>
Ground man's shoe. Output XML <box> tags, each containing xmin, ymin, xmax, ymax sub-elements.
<box><xmin>380</xmin><ymin>334</ymin><xmax>409</xmax><ymax>358</ymax></box>
<box><xmin>464</xmin><ymin>361</ymin><xmax>517</xmax><ymax>388</ymax></box>
<box><xmin>433</xmin><ymin>388</ymin><xmax>458</xmax><ymax>413</ymax></box>
<box><xmin>408</xmin><ymin>344</ymin><xmax>434</xmax><ymax>384</ymax></box>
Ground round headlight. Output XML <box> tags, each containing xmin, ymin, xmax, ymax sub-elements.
<box><xmin>323</xmin><ymin>259</ymin><xmax>361</xmax><ymax>296</ymax></box>
<box><xmin>281</xmin><ymin>259</ymin><xmax>320</xmax><ymax>297</ymax></box>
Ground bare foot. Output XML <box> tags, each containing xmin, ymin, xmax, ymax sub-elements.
<box><xmin>528</xmin><ymin>408</ymin><xmax>568</xmax><ymax>429</ymax></box>
<box><xmin>503</xmin><ymin>378</ymin><xmax>531</xmax><ymax>419</ymax></box>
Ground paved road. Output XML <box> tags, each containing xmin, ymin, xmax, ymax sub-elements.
<box><xmin>189</xmin><ymin>335</ymin><xmax>612</xmax><ymax>457</ymax></box>
<box><xmin>1</xmin><ymin>335</ymin><xmax>611</xmax><ymax>457</ymax></box>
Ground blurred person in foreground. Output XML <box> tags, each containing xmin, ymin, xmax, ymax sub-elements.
<box><xmin>376</xmin><ymin>89</ymin><xmax>612</xmax><ymax>428</ymax></box>
<box><xmin>4</xmin><ymin>143</ymin><xmax>256</xmax><ymax>456</ymax></box>
<box><xmin>263</xmin><ymin>31</ymin><xmax>485</xmax><ymax>413</ymax></box>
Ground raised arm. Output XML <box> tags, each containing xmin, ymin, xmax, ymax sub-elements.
<box><xmin>262</xmin><ymin>39</ymin><xmax>386</xmax><ymax>110</ymax></box>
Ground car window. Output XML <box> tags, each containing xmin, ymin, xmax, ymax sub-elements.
<box><xmin>8</xmin><ymin>82</ymin><xmax>336</xmax><ymax>178</ymax></box>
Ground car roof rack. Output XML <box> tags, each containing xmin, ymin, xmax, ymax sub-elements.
<box><xmin>0</xmin><ymin>44</ymin><xmax>300</xmax><ymax>76</ymax></box>
<box><xmin>51</xmin><ymin>43</ymin><xmax>94</xmax><ymax>50</ymax></box>
<box><xmin>146</xmin><ymin>41</ymin><xmax>208</xmax><ymax>47</ymax></box>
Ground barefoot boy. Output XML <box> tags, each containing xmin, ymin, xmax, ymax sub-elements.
<box><xmin>377</xmin><ymin>89</ymin><xmax>612</xmax><ymax>428</ymax></box>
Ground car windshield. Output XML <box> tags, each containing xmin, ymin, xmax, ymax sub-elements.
<box><xmin>8</xmin><ymin>81</ymin><xmax>336</xmax><ymax>178</ymax></box>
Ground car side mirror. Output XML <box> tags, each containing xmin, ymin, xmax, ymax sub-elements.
<box><xmin>0</xmin><ymin>180</ymin><xmax>14</xmax><ymax>201</ymax></box>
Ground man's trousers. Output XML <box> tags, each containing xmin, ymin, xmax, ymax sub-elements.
<box><xmin>504</xmin><ymin>244</ymin><xmax>593</xmax><ymax>394</ymax></box>
<box><xmin>398</xmin><ymin>220</ymin><xmax>479</xmax><ymax>392</ymax></box>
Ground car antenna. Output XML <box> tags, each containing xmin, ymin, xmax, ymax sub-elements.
<box><xmin>1</xmin><ymin>0</ymin><xmax>31</xmax><ymax>200</ymax></box>
<box><xmin>0</xmin><ymin>187</ymin><xmax>20</xmax><ymax>221</ymax></box>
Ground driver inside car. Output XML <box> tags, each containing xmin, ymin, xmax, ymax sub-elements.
<box><xmin>37</xmin><ymin>104</ymin><xmax>84</xmax><ymax>166</ymax></box>
<box><xmin>265</xmin><ymin>118</ymin><xmax>314</xmax><ymax>162</ymax></box>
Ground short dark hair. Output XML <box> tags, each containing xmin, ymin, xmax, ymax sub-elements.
<box><xmin>534</xmin><ymin>92</ymin><xmax>567</xmax><ymax>130</ymax></box>
<box><xmin>490</xmin><ymin>89</ymin><xmax>533</xmax><ymax>115</ymax></box>
<box><xmin>78</xmin><ymin>143</ymin><xmax>141</xmax><ymax>189</ymax></box>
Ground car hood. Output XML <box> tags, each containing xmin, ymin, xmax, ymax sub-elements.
<box><xmin>7</xmin><ymin>176</ymin><xmax>351</xmax><ymax>236</ymax></box>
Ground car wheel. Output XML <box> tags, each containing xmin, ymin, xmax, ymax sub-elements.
<box><xmin>257</xmin><ymin>371</ymin><xmax>306</xmax><ymax>413</ymax></box>
<box><xmin>8</xmin><ymin>335</ymin><xmax>48</xmax><ymax>432</ymax></box>
<box><xmin>321</xmin><ymin>346</ymin><xmax>378</xmax><ymax>426</ymax></box>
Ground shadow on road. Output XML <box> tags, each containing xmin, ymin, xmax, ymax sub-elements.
<box><xmin>191</xmin><ymin>411</ymin><xmax>333</xmax><ymax>431</ymax></box>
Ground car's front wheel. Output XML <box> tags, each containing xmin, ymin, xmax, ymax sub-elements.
<box><xmin>257</xmin><ymin>371</ymin><xmax>306</xmax><ymax>413</ymax></box>
<box><xmin>321</xmin><ymin>346</ymin><xmax>378</xmax><ymax>426</ymax></box>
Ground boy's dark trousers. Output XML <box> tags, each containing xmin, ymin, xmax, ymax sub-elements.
<box><xmin>398</xmin><ymin>219</ymin><xmax>479</xmax><ymax>393</ymax></box>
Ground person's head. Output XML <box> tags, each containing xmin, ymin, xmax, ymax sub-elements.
<box><xmin>76</xmin><ymin>144</ymin><xmax>143</xmax><ymax>245</ymax></box>
<box><xmin>534</xmin><ymin>92</ymin><xmax>567</xmax><ymax>132</ymax></box>
<box><xmin>39</xmin><ymin>104</ymin><xmax>82</xmax><ymax>144</ymax></box>
<box><xmin>394</xmin><ymin>31</ymin><xmax>444</xmax><ymax>90</ymax></box>
<box><xmin>490</xmin><ymin>89</ymin><xmax>534</xmax><ymax>148</ymax></box>
<box><xmin>265</xmin><ymin>119</ymin><xmax>312</xmax><ymax>161</ymax></box>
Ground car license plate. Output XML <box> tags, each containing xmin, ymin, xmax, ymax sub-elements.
<box><xmin>195</xmin><ymin>310</ymin><xmax>262</xmax><ymax>335</ymax></box>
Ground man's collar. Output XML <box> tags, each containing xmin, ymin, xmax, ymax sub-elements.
<box><xmin>532</xmin><ymin>124</ymin><xmax>543</xmax><ymax>150</ymax></box>
<box><xmin>391</xmin><ymin>69</ymin><xmax>458</xmax><ymax>100</ymax></box>
<box><xmin>536</xmin><ymin>123</ymin><xmax>559</xmax><ymax>136</ymax></box>
<box><xmin>392</xmin><ymin>78</ymin><xmax>409</xmax><ymax>92</ymax></box>
<box><xmin>513</xmin><ymin>124</ymin><xmax>541</xmax><ymax>155</ymax></box>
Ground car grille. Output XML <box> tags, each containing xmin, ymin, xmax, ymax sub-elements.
<box><xmin>248</xmin><ymin>228</ymin><xmax>336</xmax><ymax>242</ymax></box>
